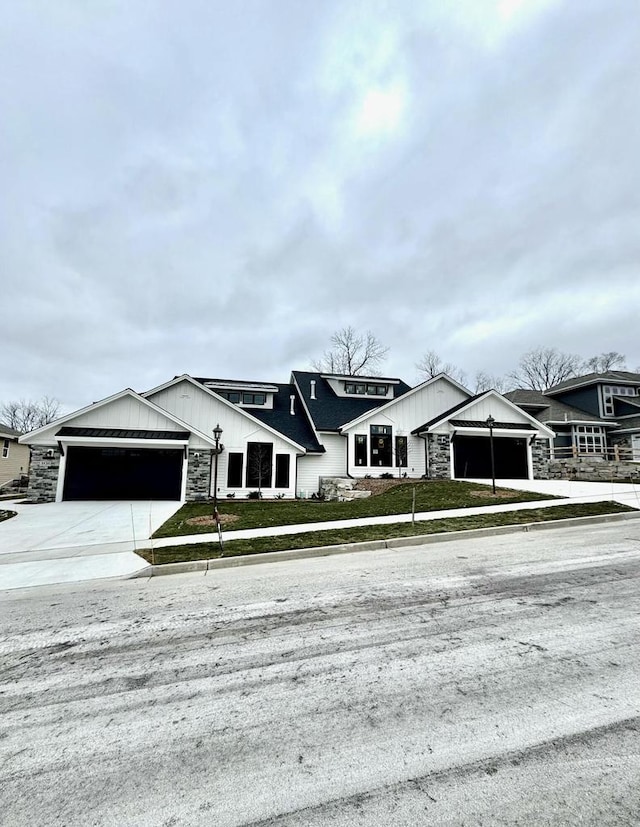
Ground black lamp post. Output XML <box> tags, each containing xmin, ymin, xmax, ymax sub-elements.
<box><xmin>486</xmin><ymin>415</ymin><xmax>496</xmax><ymax>494</ymax></box>
<box><xmin>212</xmin><ymin>423</ymin><xmax>223</xmax><ymax>517</ymax></box>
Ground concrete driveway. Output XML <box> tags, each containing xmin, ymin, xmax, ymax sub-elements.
<box><xmin>470</xmin><ymin>478</ymin><xmax>640</xmax><ymax>509</ymax></box>
<box><xmin>0</xmin><ymin>500</ymin><xmax>181</xmax><ymax>591</ymax></box>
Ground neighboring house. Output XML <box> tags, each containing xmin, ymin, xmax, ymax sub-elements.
<box><xmin>19</xmin><ymin>370</ymin><xmax>554</xmax><ymax>503</ymax></box>
<box><xmin>0</xmin><ymin>424</ymin><xmax>30</xmax><ymax>488</ymax></box>
<box><xmin>506</xmin><ymin>370</ymin><xmax>640</xmax><ymax>462</ymax></box>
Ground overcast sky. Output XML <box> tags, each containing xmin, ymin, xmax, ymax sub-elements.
<box><xmin>2</xmin><ymin>0</ymin><xmax>639</xmax><ymax>412</ymax></box>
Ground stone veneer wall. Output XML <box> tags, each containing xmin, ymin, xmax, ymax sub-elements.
<box><xmin>427</xmin><ymin>434</ymin><xmax>451</xmax><ymax>479</ymax></box>
<box><xmin>531</xmin><ymin>439</ymin><xmax>551</xmax><ymax>479</ymax></box>
<box><xmin>185</xmin><ymin>449</ymin><xmax>212</xmax><ymax>501</ymax></box>
<box><xmin>547</xmin><ymin>457</ymin><xmax>640</xmax><ymax>482</ymax></box>
<box><xmin>26</xmin><ymin>446</ymin><xmax>60</xmax><ymax>502</ymax></box>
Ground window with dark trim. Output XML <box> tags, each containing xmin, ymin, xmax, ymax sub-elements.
<box><xmin>1</xmin><ymin>439</ymin><xmax>9</xmax><ymax>459</ymax></box>
<box><xmin>227</xmin><ymin>452</ymin><xmax>243</xmax><ymax>487</ymax></box>
<box><xmin>344</xmin><ymin>382</ymin><xmax>388</xmax><ymax>396</ymax></box>
<box><xmin>275</xmin><ymin>454</ymin><xmax>290</xmax><ymax>488</ymax></box>
<box><xmin>395</xmin><ymin>436</ymin><xmax>408</xmax><ymax>467</ymax></box>
<box><xmin>370</xmin><ymin>425</ymin><xmax>392</xmax><ymax>466</ymax></box>
<box><xmin>242</xmin><ymin>392</ymin><xmax>266</xmax><ymax>405</ymax></box>
<box><xmin>355</xmin><ymin>434</ymin><xmax>367</xmax><ymax>466</ymax></box>
<box><xmin>246</xmin><ymin>442</ymin><xmax>273</xmax><ymax>487</ymax></box>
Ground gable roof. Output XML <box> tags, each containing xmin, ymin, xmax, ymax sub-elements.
<box><xmin>145</xmin><ymin>374</ymin><xmax>309</xmax><ymax>453</ymax></box>
<box><xmin>18</xmin><ymin>388</ymin><xmax>220</xmax><ymax>446</ymax></box>
<box><xmin>291</xmin><ymin>370</ymin><xmax>413</xmax><ymax>431</ymax></box>
<box><xmin>412</xmin><ymin>390</ymin><xmax>555</xmax><ymax>437</ymax></box>
<box><xmin>545</xmin><ymin>370</ymin><xmax>640</xmax><ymax>395</ymax></box>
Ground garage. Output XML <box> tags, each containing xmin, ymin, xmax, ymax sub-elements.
<box><xmin>59</xmin><ymin>428</ymin><xmax>188</xmax><ymax>501</ymax></box>
<box><xmin>453</xmin><ymin>434</ymin><xmax>529</xmax><ymax>479</ymax></box>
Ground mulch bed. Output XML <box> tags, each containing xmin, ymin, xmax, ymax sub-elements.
<box><xmin>186</xmin><ymin>514</ymin><xmax>240</xmax><ymax>528</ymax></box>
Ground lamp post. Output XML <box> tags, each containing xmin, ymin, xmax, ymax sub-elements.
<box><xmin>486</xmin><ymin>415</ymin><xmax>496</xmax><ymax>495</ymax></box>
<box><xmin>212</xmin><ymin>423</ymin><xmax>223</xmax><ymax>518</ymax></box>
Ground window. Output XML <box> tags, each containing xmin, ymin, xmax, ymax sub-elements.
<box><xmin>574</xmin><ymin>425</ymin><xmax>605</xmax><ymax>455</ymax></box>
<box><xmin>602</xmin><ymin>385</ymin><xmax>638</xmax><ymax>416</ymax></box>
<box><xmin>395</xmin><ymin>436</ymin><xmax>408</xmax><ymax>468</ymax></box>
<box><xmin>355</xmin><ymin>434</ymin><xmax>368</xmax><ymax>466</ymax></box>
<box><xmin>344</xmin><ymin>382</ymin><xmax>388</xmax><ymax>396</ymax></box>
<box><xmin>275</xmin><ymin>454</ymin><xmax>290</xmax><ymax>488</ymax></box>
<box><xmin>242</xmin><ymin>392</ymin><xmax>266</xmax><ymax>405</ymax></box>
<box><xmin>2</xmin><ymin>439</ymin><xmax>8</xmax><ymax>459</ymax></box>
<box><xmin>370</xmin><ymin>425</ymin><xmax>392</xmax><ymax>466</ymax></box>
<box><xmin>246</xmin><ymin>442</ymin><xmax>273</xmax><ymax>487</ymax></box>
<box><xmin>227</xmin><ymin>453</ymin><xmax>243</xmax><ymax>487</ymax></box>
<box><xmin>218</xmin><ymin>391</ymin><xmax>266</xmax><ymax>405</ymax></box>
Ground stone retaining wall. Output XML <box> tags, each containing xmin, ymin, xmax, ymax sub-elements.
<box><xmin>319</xmin><ymin>477</ymin><xmax>372</xmax><ymax>501</ymax></box>
<box><xmin>26</xmin><ymin>446</ymin><xmax>60</xmax><ymax>502</ymax></box>
<box><xmin>547</xmin><ymin>457</ymin><xmax>640</xmax><ymax>482</ymax></box>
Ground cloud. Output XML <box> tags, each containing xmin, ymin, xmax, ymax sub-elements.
<box><xmin>1</xmin><ymin>0</ymin><xmax>639</xmax><ymax>411</ymax></box>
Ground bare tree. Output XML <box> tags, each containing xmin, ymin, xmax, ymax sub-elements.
<box><xmin>312</xmin><ymin>326</ymin><xmax>389</xmax><ymax>376</ymax></box>
<box><xmin>583</xmin><ymin>352</ymin><xmax>626</xmax><ymax>373</ymax></box>
<box><xmin>473</xmin><ymin>371</ymin><xmax>510</xmax><ymax>394</ymax></box>
<box><xmin>508</xmin><ymin>347</ymin><xmax>582</xmax><ymax>391</ymax></box>
<box><xmin>415</xmin><ymin>350</ymin><xmax>467</xmax><ymax>385</ymax></box>
<box><xmin>0</xmin><ymin>396</ymin><xmax>60</xmax><ymax>433</ymax></box>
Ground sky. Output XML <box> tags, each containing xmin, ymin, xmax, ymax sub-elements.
<box><xmin>2</xmin><ymin>0</ymin><xmax>640</xmax><ymax>413</ymax></box>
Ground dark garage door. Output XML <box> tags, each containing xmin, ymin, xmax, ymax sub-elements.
<box><xmin>453</xmin><ymin>435</ymin><xmax>528</xmax><ymax>479</ymax></box>
<box><xmin>63</xmin><ymin>446</ymin><xmax>183</xmax><ymax>500</ymax></box>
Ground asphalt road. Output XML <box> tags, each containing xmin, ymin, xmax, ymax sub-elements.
<box><xmin>2</xmin><ymin>521</ymin><xmax>640</xmax><ymax>826</ymax></box>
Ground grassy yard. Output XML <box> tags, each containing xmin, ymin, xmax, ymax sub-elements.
<box><xmin>139</xmin><ymin>500</ymin><xmax>636</xmax><ymax>565</ymax></box>
<box><xmin>153</xmin><ymin>480</ymin><xmax>557</xmax><ymax>538</ymax></box>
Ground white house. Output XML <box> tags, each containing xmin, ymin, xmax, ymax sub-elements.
<box><xmin>20</xmin><ymin>370</ymin><xmax>554</xmax><ymax>502</ymax></box>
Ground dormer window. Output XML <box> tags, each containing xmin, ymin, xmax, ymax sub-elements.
<box><xmin>344</xmin><ymin>382</ymin><xmax>388</xmax><ymax>396</ymax></box>
<box><xmin>218</xmin><ymin>391</ymin><xmax>267</xmax><ymax>406</ymax></box>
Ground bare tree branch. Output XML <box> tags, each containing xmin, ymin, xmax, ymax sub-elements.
<box><xmin>415</xmin><ymin>350</ymin><xmax>467</xmax><ymax>385</ymax></box>
<box><xmin>582</xmin><ymin>352</ymin><xmax>626</xmax><ymax>373</ymax></box>
<box><xmin>473</xmin><ymin>371</ymin><xmax>510</xmax><ymax>394</ymax></box>
<box><xmin>508</xmin><ymin>347</ymin><xmax>582</xmax><ymax>390</ymax></box>
<box><xmin>0</xmin><ymin>396</ymin><xmax>61</xmax><ymax>433</ymax></box>
<box><xmin>312</xmin><ymin>326</ymin><xmax>389</xmax><ymax>376</ymax></box>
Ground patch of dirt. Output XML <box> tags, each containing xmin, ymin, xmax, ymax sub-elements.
<box><xmin>353</xmin><ymin>478</ymin><xmax>416</xmax><ymax>496</ymax></box>
<box><xmin>469</xmin><ymin>489</ymin><xmax>518</xmax><ymax>499</ymax></box>
<box><xmin>186</xmin><ymin>513</ymin><xmax>240</xmax><ymax>528</ymax></box>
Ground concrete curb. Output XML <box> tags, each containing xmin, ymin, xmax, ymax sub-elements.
<box><xmin>129</xmin><ymin>509</ymin><xmax>640</xmax><ymax>580</ymax></box>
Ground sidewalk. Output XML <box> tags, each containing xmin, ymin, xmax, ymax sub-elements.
<box><xmin>2</xmin><ymin>480</ymin><xmax>640</xmax><ymax>591</ymax></box>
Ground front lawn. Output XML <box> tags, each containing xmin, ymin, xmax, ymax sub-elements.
<box><xmin>139</xmin><ymin>501</ymin><xmax>635</xmax><ymax>565</ymax></box>
<box><xmin>152</xmin><ymin>480</ymin><xmax>558</xmax><ymax>538</ymax></box>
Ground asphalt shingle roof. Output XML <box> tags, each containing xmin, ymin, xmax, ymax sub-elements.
<box><xmin>545</xmin><ymin>371</ymin><xmax>640</xmax><ymax>394</ymax></box>
<box><xmin>0</xmin><ymin>424</ymin><xmax>22</xmax><ymax>438</ymax></box>
<box><xmin>411</xmin><ymin>393</ymin><xmax>486</xmax><ymax>433</ymax></box>
<box><xmin>291</xmin><ymin>371</ymin><xmax>413</xmax><ymax>432</ymax></box>
<box><xmin>505</xmin><ymin>391</ymin><xmax>611</xmax><ymax>425</ymax></box>
<box><xmin>194</xmin><ymin>378</ymin><xmax>324</xmax><ymax>453</ymax></box>
<box><xmin>56</xmin><ymin>427</ymin><xmax>190</xmax><ymax>440</ymax></box>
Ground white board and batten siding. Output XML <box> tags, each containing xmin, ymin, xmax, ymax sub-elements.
<box><xmin>296</xmin><ymin>432</ymin><xmax>347</xmax><ymax>497</ymax></box>
<box><xmin>342</xmin><ymin>377</ymin><xmax>469</xmax><ymax>477</ymax></box>
<box><xmin>149</xmin><ymin>379</ymin><xmax>302</xmax><ymax>498</ymax></box>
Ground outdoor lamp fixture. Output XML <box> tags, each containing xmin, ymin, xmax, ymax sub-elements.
<box><xmin>486</xmin><ymin>415</ymin><xmax>496</xmax><ymax>495</ymax></box>
<box><xmin>212</xmin><ymin>424</ymin><xmax>223</xmax><ymax>516</ymax></box>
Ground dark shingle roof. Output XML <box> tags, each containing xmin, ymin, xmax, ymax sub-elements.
<box><xmin>56</xmin><ymin>427</ymin><xmax>190</xmax><ymax>440</ymax></box>
<box><xmin>194</xmin><ymin>378</ymin><xmax>324</xmax><ymax>453</ymax></box>
<box><xmin>505</xmin><ymin>392</ymin><xmax>611</xmax><ymax>425</ymax></box>
<box><xmin>291</xmin><ymin>371</ymin><xmax>413</xmax><ymax>431</ymax></box>
<box><xmin>545</xmin><ymin>371</ymin><xmax>640</xmax><ymax>395</ymax></box>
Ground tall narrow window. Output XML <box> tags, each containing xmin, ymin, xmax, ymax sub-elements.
<box><xmin>227</xmin><ymin>453</ymin><xmax>243</xmax><ymax>487</ymax></box>
<box><xmin>355</xmin><ymin>435</ymin><xmax>368</xmax><ymax>466</ymax></box>
<box><xmin>1</xmin><ymin>439</ymin><xmax>9</xmax><ymax>459</ymax></box>
<box><xmin>246</xmin><ymin>442</ymin><xmax>273</xmax><ymax>488</ymax></box>
<box><xmin>395</xmin><ymin>436</ymin><xmax>408</xmax><ymax>468</ymax></box>
<box><xmin>370</xmin><ymin>425</ymin><xmax>392</xmax><ymax>467</ymax></box>
<box><xmin>275</xmin><ymin>454</ymin><xmax>290</xmax><ymax>488</ymax></box>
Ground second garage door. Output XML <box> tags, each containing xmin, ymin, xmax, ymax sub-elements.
<box><xmin>453</xmin><ymin>435</ymin><xmax>529</xmax><ymax>479</ymax></box>
<box><xmin>63</xmin><ymin>446</ymin><xmax>184</xmax><ymax>500</ymax></box>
